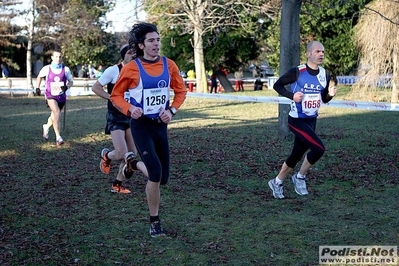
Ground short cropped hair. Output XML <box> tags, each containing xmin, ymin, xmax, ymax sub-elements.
<box><xmin>306</xmin><ymin>41</ymin><xmax>322</xmax><ymax>53</ymax></box>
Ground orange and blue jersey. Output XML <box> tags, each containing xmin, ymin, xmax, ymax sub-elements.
<box><xmin>129</xmin><ymin>56</ymin><xmax>170</xmax><ymax>119</ymax></box>
<box><xmin>111</xmin><ymin>56</ymin><xmax>186</xmax><ymax>117</ymax></box>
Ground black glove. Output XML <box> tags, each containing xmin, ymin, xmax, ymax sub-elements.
<box><xmin>61</xmin><ymin>86</ymin><xmax>68</xmax><ymax>92</ymax></box>
<box><xmin>35</xmin><ymin>88</ymin><xmax>41</xmax><ymax>96</ymax></box>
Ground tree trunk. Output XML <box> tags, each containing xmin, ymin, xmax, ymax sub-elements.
<box><xmin>278</xmin><ymin>0</ymin><xmax>302</xmax><ymax>139</ymax></box>
<box><xmin>26</xmin><ymin>0</ymin><xmax>35</xmax><ymax>96</ymax></box>
<box><xmin>193</xmin><ymin>27</ymin><xmax>207</xmax><ymax>93</ymax></box>
<box><xmin>391</xmin><ymin>51</ymin><xmax>398</xmax><ymax>103</ymax></box>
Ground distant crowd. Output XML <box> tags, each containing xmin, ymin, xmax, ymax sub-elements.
<box><xmin>77</xmin><ymin>64</ymin><xmax>104</xmax><ymax>79</ymax></box>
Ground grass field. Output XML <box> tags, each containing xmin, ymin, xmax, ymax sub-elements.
<box><xmin>0</xmin><ymin>88</ymin><xmax>398</xmax><ymax>266</ymax></box>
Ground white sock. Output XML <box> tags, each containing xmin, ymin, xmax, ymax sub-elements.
<box><xmin>275</xmin><ymin>177</ymin><xmax>283</xmax><ymax>185</ymax></box>
<box><xmin>297</xmin><ymin>173</ymin><xmax>306</xmax><ymax>179</ymax></box>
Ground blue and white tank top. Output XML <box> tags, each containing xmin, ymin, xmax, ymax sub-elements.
<box><xmin>289</xmin><ymin>64</ymin><xmax>327</xmax><ymax>118</ymax></box>
<box><xmin>128</xmin><ymin>56</ymin><xmax>171</xmax><ymax>119</ymax></box>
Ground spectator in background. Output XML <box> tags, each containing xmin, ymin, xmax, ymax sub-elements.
<box><xmin>252</xmin><ymin>66</ymin><xmax>258</xmax><ymax>78</ymax></box>
<box><xmin>78</xmin><ymin>65</ymin><xmax>87</xmax><ymax>78</ymax></box>
<box><xmin>209</xmin><ymin>69</ymin><xmax>218</xmax><ymax>93</ymax></box>
<box><xmin>179</xmin><ymin>70</ymin><xmax>188</xmax><ymax>88</ymax></box>
<box><xmin>88</xmin><ymin>64</ymin><xmax>96</xmax><ymax>78</ymax></box>
<box><xmin>205</xmin><ymin>70</ymin><xmax>210</xmax><ymax>80</ymax></box>
<box><xmin>96</xmin><ymin>65</ymin><xmax>104</xmax><ymax>79</ymax></box>
<box><xmin>36</xmin><ymin>48</ymin><xmax>74</xmax><ymax>146</ymax></box>
<box><xmin>187</xmin><ymin>69</ymin><xmax>195</xmax><ymax>92</ymax></box>
<box><xmin>1</xmin><ymin>63</ymin><xmax>9</xmax><ymax>78</ymax></box>
<box><xmin>1</xmin><ymin>63</ymin><xmax>11</xmax><ymax>89</ymax></box>
<box><xmin>234</xmin><ymin>67</ymin><xmax>244</xmax><ymax>91</ymax></box>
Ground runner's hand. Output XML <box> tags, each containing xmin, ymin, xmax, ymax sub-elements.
<box><xmin>328</xmin><ymin>86</ymin><xmax>337</xmax><ymax>97</ymax></box>
<box><xmin>293</xmin><ymin>92</ymin><xmax>304</xmax><ymax>103</ymax></box>
<box><xmin>129</xmin><ymin>106</ymin><xmax>143</xmax><ymax>119</ymax></box>
<box><xmin>159</xmin><ymin>107</ymin><xmax>172</xmax><ymax>124</ymax></box>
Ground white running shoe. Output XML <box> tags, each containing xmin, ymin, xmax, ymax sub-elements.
<box><xmin>42</xmin><ymin>124</ymin><xmax>49</xmax><ymax>140</ymax></box>
<box><xmin>268</xmin><ymin>178</ymin><xmax>285</xmax><ymax>199</ymax></box>
<box><xmin>292</xmin><ymin>173</ymin><xmax>308</xmax><ymax>195</ymax></box>
<box><xmin>56</xmin><ymin>137</ymin><xmax>65</xmax><ymax>146</ymax></box>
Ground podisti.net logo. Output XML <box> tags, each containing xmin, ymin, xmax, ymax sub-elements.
<box><xmin>319</xmin><ymin>246</ymin><xmax>397</xmax><ymax>265</ymax></box>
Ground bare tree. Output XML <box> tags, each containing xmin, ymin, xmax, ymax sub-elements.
<box><xmin>353</xmin><ymin>0</ymin><xmax>399</xmax><ymax>103</ymax></box>
<box><xmin>141</xmin><ymin>0</ymin><xmax>278</xmax><ymax>93</ymax></box>
<box><xmin>0</xmin><ymin>0</ymin><xmax>34</xmax><ymax>91</ymax></box>
<box><xmin>26</xmin><ymin>0</ymin><xmax>35</xmax><ymax>91</ymax></box>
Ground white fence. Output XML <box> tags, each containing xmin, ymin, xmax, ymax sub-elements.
<box><xmin>1</xmin><ymin>75</ymin><xmax>394</xmax><ymax>97</ymax></box>
<box><xmin>0</xmin><ymin>77</ymin><xmax>280</xmax><ymax>96</ymax></box>
<box><xmin>0</xmin><ymin>78</ymin><xmax>97</xmax><ymax>96</ymax></box>
<box><xmin>1</xmin><ymin>77</ymin><xmax>397</xmax><ymax>111</ymax></box>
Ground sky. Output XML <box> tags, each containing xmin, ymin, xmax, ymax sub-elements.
<box><xmin>9</xmin><ymin>0</ymin><xmax>146</xmax><ymax>33</ymax></box>
<box><xmin>105</xmin><ymin>0</ymin><xmax>147</xmax><ymax>33</ymax></box>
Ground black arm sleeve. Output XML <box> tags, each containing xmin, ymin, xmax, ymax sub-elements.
<box><xmin>273</xmin><ymin>67</ymin><xmax>299</xmax><ymax>100</ymax></box>
<box><xmin>321</xmin><ymin>70</ymin><xmax>334</xmax><ymax>103</ymax></box>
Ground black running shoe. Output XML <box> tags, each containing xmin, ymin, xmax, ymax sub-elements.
<box><xmin>150</xmin><ymin>221</ymin><xmax>166</xmax><ymax>238</ymax></box>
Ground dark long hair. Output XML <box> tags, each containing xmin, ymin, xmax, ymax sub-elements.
<box><xmin>128</xmin><ymin>22</ymin><xmax>158</xmax><ymax>58</ymax></box>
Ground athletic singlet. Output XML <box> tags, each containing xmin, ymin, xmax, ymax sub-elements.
<box><xmin>289</xmin><ymin>64</ymin><xmax>327</xmax><ymax>118</ymax></box>
<box><xmin>129</xmin><ymin>56</ymin><xmax>171</xmax><ymax>119</ymax></box>
<box><xmin>106</xmin><ymin>63</ymin><xmax>130</xmax><ymax>113</ymax></box>
<box><xmin>46</xmin><ymin>66</ymin><xmax>66</xmax><ymax>97</ymax></box>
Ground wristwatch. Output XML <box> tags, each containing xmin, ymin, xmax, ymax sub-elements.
<box><xmin>169</xmin><ymin>106</ymin><xmax>177</xmax><ymax>116</ymax></box>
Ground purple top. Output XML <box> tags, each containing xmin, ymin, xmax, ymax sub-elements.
<box><xmin>45</xmin><ymin>65</ymin><xmax>67</xmax><ymax>102</ymax></box>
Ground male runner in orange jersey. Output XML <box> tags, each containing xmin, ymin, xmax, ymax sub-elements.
<box><xmin>111</xmin><ymin>22</ymin><xmax>187</xmax><ymax>237</ymax></box>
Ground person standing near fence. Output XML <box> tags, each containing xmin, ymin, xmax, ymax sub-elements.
<box><xmin>268</xmin><ymin>40</ymin><xmax>337</xmax><ymax>199</ymax></box>
<box><xmin>111</xmin><ymin>22</ymin><xmax>187</xmax><ymax>237</ymax></box>
<box><xmin>1</xmin><ymin>63</ymin><xmax>9</xmax><ymax>78</ymax></box>
<box><xmin>36</xmin><ymin>48</ymin><xmax>73</xmax><ymax>146</ymax></box>
<box><xmin>92</xmin><ymin>44</ymin><xmax>148</xmax><ymax>194</ymax></box>
<box><xmin>1</xmin><ymin>63</ymin><xmax>11</xmax><ymax>89</ymax></box>
<box><xmin>209</xmin><ymin>70</ymin><xmax>218</xmax><ymax>93</ymax></box>
<box><xmin>88</xmin><ymin>64</ymin><xmax>96</xmax><ymax>78</ymax></box>
<box><xmin>95</xmin><ymin>65</ymin><xmax>104</xmax><ymax>79</ymax></box>
<box><xmin>252</xmin><ymin>66</ymin><xmax>258</xmax><ymax>78</ymax></box>
<box><xmin>234</xmin><ymin>67</ymin><xmax>244</xmax><ymax>91</ymax></box>
<box><xmin>78</xmin><ymin>65</ymin><xmax>87</xmax><ymax>78</ymax></box>
<box><xmin>187</xmin><ymin>69</ymin><xmax>195</xmax><ymax>92</ymax></box>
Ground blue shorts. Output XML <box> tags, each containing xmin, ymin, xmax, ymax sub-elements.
<box><xmin>105</xmin><ymin>111</ymin><xmax>130</xmax><ymax>134</ymax></box>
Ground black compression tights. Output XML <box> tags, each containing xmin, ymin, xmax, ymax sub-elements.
<box><xmin>285</xmin><ymin>116</ymin><xmax>325</xmax><ymax>168</ymax></box>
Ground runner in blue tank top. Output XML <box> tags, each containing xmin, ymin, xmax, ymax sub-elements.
<box><xmin>268</xmin><ymin>41</ymin><xmax>337</xmax><ymax>199</ymax></box>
